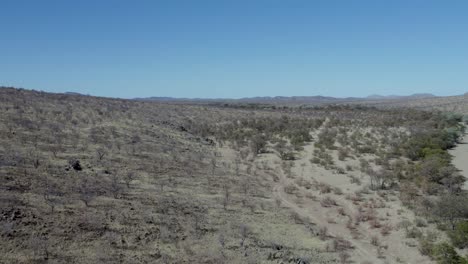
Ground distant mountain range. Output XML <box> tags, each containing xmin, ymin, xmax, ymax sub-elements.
<box><xmin>134</xmin><ymin>93</ymin><xmax>437</xmax><ymax>104</ymax></box>
<box><xmin>366</xmin><ymin>93</ymin><xmax>436</xmax><ymax>100</ymax></box>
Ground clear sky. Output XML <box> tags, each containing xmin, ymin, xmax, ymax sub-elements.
<box><xmin>1</xmin><ymin>0</ymin><xmax>468</xmax><ymax>98</ymax></box>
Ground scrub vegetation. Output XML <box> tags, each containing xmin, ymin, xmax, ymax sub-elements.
<box><xmin>1</xmin><ymin>87</ymin><xmax>468</xmax><ymax>263</ymax></box>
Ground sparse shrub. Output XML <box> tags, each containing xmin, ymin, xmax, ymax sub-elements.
<box><xmin>291</xmin><ymin>212</ymin><xmax>304</xmax><ymax>224</ymax></box>
<box><xmin>318</xmin><ymin>226</ymin><xmax>328</xmax><ymax>240</ymax></box>
<box><xmin>398</xmin><ymin>220</ymin><xmax>413</xmax><ymax>232</ymax></box>
<box><xmin>337</xmin><ymin>207</ymin><xmax>346</xmax><ymax>216</ymax></box>
<box><xmin>318</xmin><ymin>182</ymin><xmax>332</xmax><ymax>194</ymax></box>
<box><xmin>346</xmin><ymin>217</ymin><xmax>355</xmax><ymax>230</ymax></box>
<box><xmin>284</xmin><ymin>184</ymin><xmax>299</xmax><ymax>194</ymax></box>
<box><xmin>406</xmin><ymin>226</ymin><xmax>423</xmax><ymax>239</ymax></box>
<box><xmin>339</xmin><ymin>251</ymin><xmax>351</xmax><ymax>264</ymax></box>
<box><xmin>415</xmin><ymin>218</ymin><xmax>427</xmax><ymax>227</ymax></box>
<box><xmin>333</xmin><ymin>187</ymin><xmax>343</xmax><ymax>195</ymax></box>
<box><xmin>317</xmin><ymin>128</ymin><xmax>337</xmax><ymax>149</ymax></box>
<box><xmin>275</xmin><ymin>198</ymin><xmax>282</xmax><ymax>208</ymax></box>
<box><xmin>380</xmin><ymin>223</ymin><xmax>392</xmax><ymax>236</ymax></box>
<box><xmin>305</xmin><ymin>191</ymin><xmax>317</xmax><ymax>201</ymax></box>
<box><xmin>336</xmin><ymin>167</ymin><xmax>346</xmax><ymax>174</ymax></box>
<box><xmin>338</xmin><ymin>148</ymin><xmax>348</xmax><ymax>161</ymax></box>
<box><xmin>295</xmin><ymin>178</ymin><xmax>313</xmax><ymax>189</ymax></box>
<box><xmin>349</xmin><ymin>175</ymin><xmax>361</xmax><ymax>185</ymax></box>
<box><xmin>320</xmin><ymin>196</ymin><xmax>337</xmax><ymax>207</ymax></box>
<box><xmin>377</xmin><ymin>246</ymin><xmax>386</xmax><ymax>259</ymax></box>
<box><xmin>370</xmin><ymin>218</ymin><xmax>382</xmax><ymax>229</ymax></box>
<box><xmin>311</xmin><ymin>157</ymin><xmax>321</xmax><ymax>164</ymax></box>
<box><xmin>333</xmin><ymin>237</ymin><xmax>353</xmax><ymax>251</ymax></box>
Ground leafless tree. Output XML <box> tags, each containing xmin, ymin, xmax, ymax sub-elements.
<box><xmin>33</xmin><ymin>154</ymin><xmax>40</xmax><ymax>169</ymax></box>
<box><xmin>222</xmin><ymin>185</ymin><xmax>230</xmax><ymax>210</ymax></box>
<box><xmin>211</xmin><ymin>157</ymin><xmax>216</xmax><ymax>176</ymax></box>
<box><xmin>124</xmin><ymin>172</ymin><xmax>136</xmax><ymax>188</ymax></box>
<box><xmin>109</xmin><ymin>172</ymin><xmax>123</xmax><ymax>199</ymax></box>
<box><xmin>240</xmin><ymin>224</ymin><xmax>249</xmax><ymax>247</ymax></box>
<box><xmin>77</xmin><ymin>177</ymin><xmax>97</xmax><ymax>207</ymax></box>
<box><xmin>218</xmin><ymin>232</ymin><xmax>226</xmax><ymax>249</ymax></box>
<box><xmin>96</xmin><ymin>148</ymin><xmax>107</xmax><ymax>161</ymax></box>
<box><xmin>41</xmin><ymin>178</ymin><xmax>62</xmax><ymax>213</ymax></box>
<box><xmin>234</xmin><ymin>158</ymin><xmax>241</xmax><ymax>177</ymax></box>
<box><xmin>250</xmin><ymin>134</ymin><xmax>266</xmax><ymax>156</ymax></box>
<box><xmin>29</xmin><ymin>233</ymin><xmax>49</xmax><ymax>260</ymax></box>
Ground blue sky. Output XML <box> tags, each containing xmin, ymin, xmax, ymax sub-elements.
<box><xmin>1</xmin><ymin>0</ymin><xmax>468</xmax><ymax>98</ymax></box>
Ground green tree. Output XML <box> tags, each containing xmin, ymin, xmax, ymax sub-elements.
<box><xmin>449</xmin><ymin>221</ymin><xmax>468</xmax><ymax>249</ymax></box>
<box><xmin>431</xmin><ymin>243</ymin><xmax>467</xmax><ymax>264</ymax></box>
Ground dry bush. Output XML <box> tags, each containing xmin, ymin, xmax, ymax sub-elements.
<box><xmin>414</xmin><ymin>218</ymin><xmax>427</xmax><ymax>227</ymax></box>
<box><xmin>370</xmin><ymin>218</ymin><xmax>382</xmax><ymax>229</ymax></box>
<box><xmin>345</xmin><ymin>193</ymin><xmax>362</xmax><ymax>204</ymax></box>
<box><xmin>377</xmin><ymin>246</ymin><xmax>386</xmax><ymax>259</ymax></box>
<box><xmin>339</xmin><ymin>251</ymin><xmax>351</xmax><ymax>264</ymax></box>
<box><xmin>295</xmin><ymin>178</ymin><xmax>313</xmax><ymax>189</ymax></box>
<box><xmin>346</xmin><ymin>217</ymin><xmax>355</xmax><ymax>230</ymax></box>
<box><xmin>336</xmin><ymin>167</ymin><xmax>346</xmax><ymax>174</ymax></box>
<box><xmin>348</xmin><ymin>175</ymin><xmax>361</xmax><ymax>185</ymax></box>
<box><xmin>337</xmin><ymin>207</ymin><xmax>347</xmax><ymax>216</ymax></box>
<box><xmin>333</xmin><ymin>187</ymin><xmax>343</xmax><ymax>195</ymax></box>
<box><xmin>397</xmin><ymin>219</ymin><xmax>413</xmax><ymax>232</ymax></box>
<box><xmin>333</xmin><ymin>237</ymin><xmax>354</xmax><ymax>251</ymax></box>
<box><xmin>380</xmin><ymin>223</ymin><xmax>392</xmax><ymax>236</ymax></box>
<box><xmin>275</xmin><ymin>198</ymin><xmax>282</xmax><ymax>208</ymax></box>
<box><xmin>406</xmin><ymin>226</ymin><xmax>423</xmax><ymax>239</ymax></box>
<box><xmin>318</xmin><ymin>226</ymin><xmax>328</xmax><ymax>240</ymax></box>
<box><xmin>305</xmin><ymin>192</ymin><xmax>317</xmax><ymax>201</ymax></box>
<box><xmin>291</xmin><ymin>212</ymin><xmax>304</xmax><ymax>224</ymax></box>
<box><xmin>318</xmin><ymin>182</ymin><xmax>332</xmax><ymax>194</ymax></box>
<box><xmin>338</xmin><ymin>148</ymin><xmax>348</xmax><ymax>161</ymax></box>
<box><xmin>320</xmin><ymin>196</ymin><xmax>337</xmax><ymax>207</ymax></box>
<box><xmin>370</xmin><ymin>235</ymin><xmax>380</xmax><ymax>247</ymax></box>
<box><xmin>351</xmin><ymin>229</ymin><xmax>361</xmax><ymax>239</ymax></box>
<box><xmin>284</xmin><ymin>184</ymin><xmax>299</xmax><ymax>195</ymax></box>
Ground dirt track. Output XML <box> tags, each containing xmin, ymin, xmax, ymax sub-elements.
<box><xmin>450</xmin><ymin>133</ymin><xmax>468</xmax><ymax>190</ymax></box>
<box><xmin>272</xmin><ymin>171</ymin><xmax>383</xmax><ymax>263</ymax></box>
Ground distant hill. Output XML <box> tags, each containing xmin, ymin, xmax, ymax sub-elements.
<box><xmin>366</xmin><ymin>93</ymin><xmax>436</xmax><ymax>100</ymax></box>
<box><xmin>133</xmin><ymin>95</ymin><xmax>364</xmax><ymax>105</ymax></box>
<box><xmin>134</xmin><ymin>93</ymin><xmax>437</xmax><ymax>104</ymax></box>
<box><xmin>65</xmin><ymin>92</ymin><xmax>88</xmax><ymax>96</ymax></box>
